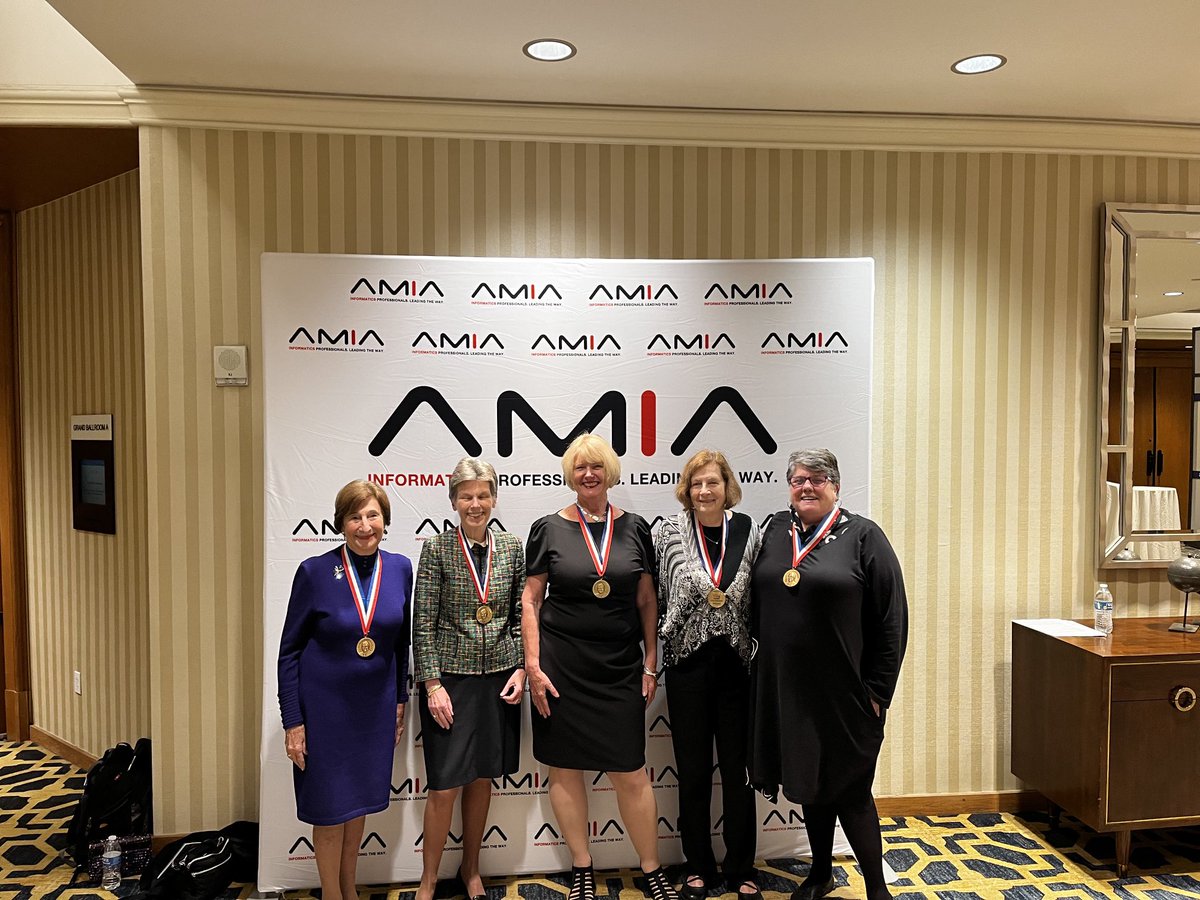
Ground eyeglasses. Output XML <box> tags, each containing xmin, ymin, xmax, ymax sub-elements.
<box><xmin>788</xmin><ymin>475</ymin><xmax>830</xmax><ymax>489</ymax></box>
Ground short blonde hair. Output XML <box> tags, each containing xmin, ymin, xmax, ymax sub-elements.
<box><xmin>561</xmin><ymin>433</ymin><xmax>621</xmax><ymax>490</ymax></box>
<box><xmin>333</xmin><ymin>480</ymin><xmax>391</xmax><ymax>532</ymax></box>
<box><xmin>449</xmin><ymin>457</ymin><xmax>498</xmax><ymax>502</ymax></box>
<box><xmin>674</xmin><ymin>449</ymin><xmax>742</xmax><ymax>510</ymax></box>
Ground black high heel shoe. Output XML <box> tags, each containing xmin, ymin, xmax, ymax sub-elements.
<box><xmin>568</xmin><ymin>864</ymin><xmax>596</xmax><ymax>900</ymax></box>
<box><xmin>642</xmin><ymin>867</ymin><xmax>679</xmax><ymax>900</ymax></box>
<box><xmin>456</xmin><ymin>868</ymin><xmax>488</xmax><ymax>900</ymax></box>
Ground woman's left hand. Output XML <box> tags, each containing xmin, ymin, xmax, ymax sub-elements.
<box><xmin>871</xmin><ymin>699</ymin><xmax>881</xmax><ymax>717</ymax></box>
<box><xmin>642</xmin><ymin>671</ymin><xmax>658</xmax><ymax>706</ymax></box>
<box><xmin>500</xmin><ymin>668</ymin><xmax>526</xmax><ymax>705</ymax></box>
<box><xmin>395</xmin><ymin>703</ymin><xmax>406</xmax><ymax>745</ymax></box>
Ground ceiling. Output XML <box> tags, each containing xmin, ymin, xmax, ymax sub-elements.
<box><xmin>42</xmin><ymin>0</ymin><xmax>1200</xmax><ymax>127</ymax></box>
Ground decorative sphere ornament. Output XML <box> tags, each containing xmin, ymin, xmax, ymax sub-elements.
<box><xmin>1167</xmin><ymin>548</ymin><xmax>1200</xmax><ymax>594</ymax></box>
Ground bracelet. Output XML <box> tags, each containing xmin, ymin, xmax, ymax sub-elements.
<box><xmin>426</xmin><ymin>683</ymin><xmax>444</xmax><ymax>696</ymax></box>
<box><xmin>642</xmin><ymin>666</ymin><xmax>658</xmax><ymax>677</ymax></box>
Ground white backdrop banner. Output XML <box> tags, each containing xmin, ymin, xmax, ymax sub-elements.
<box><xmin>258</xmin><ymin>254</ymin><xmax>874</xmax><ymax>892</ymax></box>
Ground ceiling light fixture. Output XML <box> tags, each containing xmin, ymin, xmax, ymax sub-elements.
<box><xmin>951</xmin><ymin>54</ymin><xmax>1006</xmax><ymax>75</ymax></box>
<box><xmin>523</xmin><ymin>39</ymin><xmax>576</xmax><ymax>62</ymax></box>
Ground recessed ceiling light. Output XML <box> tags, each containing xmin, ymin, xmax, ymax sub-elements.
<box><xmin>523</xmin><ymin>39</ymin><xmax>576</xmax><ymax>62</ymax></box>
<box><xmin>951</xmin><ymin>54</ymin><xmax>1006</xmax><ymax>75</ymax></box>
<box><xmin>1164</xmin><ymin>291</ymin><xmax>1185</xmax><ymax>297</ymax></box>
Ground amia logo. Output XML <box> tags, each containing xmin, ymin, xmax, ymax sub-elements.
<box><xmin>531</xmin><ymin>334</ymin><xmax>622</xmax><ymax>357</ymax></box>
<box><xmin>589</xmin><ymin>283</ymin><xmax>679</xmax><ymax>307</ymax></box>
<box><xmin>414</xmin><ymin>517</ymin><xmax>506</xmax><ymax>541</ymax></box>
<box><xmin>369</xmin><ymin>386</ymin><xmax>776</xmax><ymax>459</ymax></box>
<box><xmin>763</xmin><ymin>809</ymin><xmax>806</xmax><ymax>831</ymax></box>
<box><xmin>288</xmin><ymin>835</ymin><xmax>315</xmax><ymax>858</ymax></box>
<box><xmin>760</xmin><ymin>331</ymin><xmax>849</xmax><ymax>355</ymax></box>
<box><xmin>287</xmin><ymin>327</ymin><xmax>384</xmax><ymax>353</ymax></box>
<box><xmin>646</xmin><ymin>333</ymin><xmax>735</xmax><ymax>356</ymax></box>
<box><xmin>350</xmin><ymin>277</ymin><xmax>444</xmax><ymax>303</ymax></box>
<box><xmin>391</xmin><ymin>777</ymin><xmax>428</xmax><ymax>799</ymax></box>
<box><xmin>291</xmin><ymin>517</ymin><xmax>341</xmax><ymax>544</ymax></box>
<box><xmin>591</xmin><ymin>819</ymin><xmax>625</xmax><ymax>840</ymax></box>
<box><xmin>492</xmin><ymin>771</ymin><xmax>549</xmax><ymax>795</ymax></box>
<box><xmin>534</xmin><ymin>822</ymin><xmax>565</xmax><ymax>846</ymax></box>
<box><xmin>472</xmin><ymin>282</ymin><xmax>563</xmax><ymax>306</ymax></box>
<box><xmin>648</xmin><ymin>765</ymin><xmax>679</xmax><ymax>786</ymax></box>
<box><xmin>412</xmin><ymin>332</ymin><xmax>505</xmax><ymax>357</ymax></box>
<box><xmin>648</xmin><ymin>714</ymin><xmax>672</xmax><ymax>736</ymax></box>
<box><xmin>704</xmin><ymin>282</ymin><xmax>793</xmax><ymax>305</ymax></box>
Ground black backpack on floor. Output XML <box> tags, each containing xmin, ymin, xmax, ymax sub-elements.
<box><xmin>66</xmin><ymin>737</ymin><xmax>153</xmax><ymax>867</ymax></box>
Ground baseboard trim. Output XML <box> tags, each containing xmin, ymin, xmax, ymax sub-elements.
<box><xmin>29</xmin><ymin>726</ymin><xmax>96</xmax><ymax>771</ymax></box>
<box><xmin>875</xmin><ymin>790</ymin><xmax>1045</xmax><ymax>816</ymax></box>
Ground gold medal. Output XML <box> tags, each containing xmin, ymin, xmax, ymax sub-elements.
<box><xmin>707</xmin><ymin>588</ymin><xmax>726</xmax><ymax>608</ymax></box>
<box><xmin>476</xmin><ymin>605</ymin><xmax>494</xmax><ymax>624</ymax></box>
<box><xmin>592</xmin><ymin>578</ymin><xmax>611</xmax><ymax>598</ymax></box>
<box><xmin>356</xmin><ymin>636</ymin><xmax>376</xmax><ymax>658</ymax></box>
<box><xmin>782</xmin><ymin>568</ymin><xmax>800</xmax><ymax>587</ymax></box>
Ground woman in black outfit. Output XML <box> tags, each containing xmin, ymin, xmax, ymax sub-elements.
<box><xmin>655</xmin><ymin>450</ymin><xmax>761</xmax><ymax>900</ymax></box>
<box><xmin>749</xmin><ymin>449</ymin><xmax>907</xmax><ymax>900</ymax></box>
<box><xmin>522</xmin><ymin>433</ymin><xmax>678</xmax><ymax>900</ymax></box>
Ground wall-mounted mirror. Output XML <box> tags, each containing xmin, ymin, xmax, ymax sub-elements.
<box><xmin>1100</xmin><ymin>203</ymin><xmax>1200</xmax><ymax>566</ymax></box>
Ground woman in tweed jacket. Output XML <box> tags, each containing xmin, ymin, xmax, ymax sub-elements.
<box><xmin>412</xmin><ymin>458</ymin><xmax>525</xmax><ymax>900</ymax></box>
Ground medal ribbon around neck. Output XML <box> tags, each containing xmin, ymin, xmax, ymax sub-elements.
<box><xmin>575</xmin><ymin>503</ymin><xmax>615</xmax><ymax>580</ymax></box>
<box><xmin>457</xmin><ymin>526</ymin><xmax>494</xmax><ymax>608</ymax></box>
<box><xmin>694</xmin><ymin>511</ymin><xmax>728</xmax><ymax>590</ymax></box>
<box><xmin>790</xmin><ymin>505</ymin><xmax>841</xmax><ymax>570</ymax></box>
<box><xmin>340</xmin><ymin>544</ymin><xmax>382</xmax><ymax>638</ymax></box>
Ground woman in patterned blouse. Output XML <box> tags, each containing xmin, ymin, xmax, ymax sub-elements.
<box><xmin>412</xmin><ymin>458</ymin><xmax>526</xmax><ymax>900</ymax></box>
<box><xmin>655</xmin><ymin>449</ymin><xmax>762</xmax><ymax>900</ymax></box>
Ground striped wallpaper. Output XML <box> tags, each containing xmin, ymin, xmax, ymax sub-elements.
<box><xmin>16</xmin><ymin>170</ymin><xmax>149</xmax><ymax>755</ymax></box>
<box><xmin>129</xmin><ymin>129</ymin><xmax>1200</xmax><ymax>832</ymax></box>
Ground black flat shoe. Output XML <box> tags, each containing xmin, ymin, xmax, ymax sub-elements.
<box><xmin>735</xmin><ymin>880</ymin><xmax>763</xmax><ymax>900</ymax></box>
<box><xmin>643</xmin><ymin>867</ymin><xmax>679</xmax><ymax>900</ymax></box>
<box><xmin>679</xmin><ymin>874</ymin><xmax>707</xmax><ymax>900</ymax></box>
<box><xmin>790</xmin><ymin>875</ymin><xmax>836</xmax><ymax>900</ymax></box>
<box><xmin>569</xmin><ymin>864</ymin><xmax>596</xmax><ymax>900</ymax></box>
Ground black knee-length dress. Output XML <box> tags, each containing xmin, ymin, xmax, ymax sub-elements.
<box><xmin>526</xmin><ymin>511</ymin><xmax>655</xmax><ymax>772</ymax></box>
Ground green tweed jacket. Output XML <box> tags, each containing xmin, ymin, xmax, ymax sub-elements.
<box><xmin>412</xmin><ymin>528</ymin><xmax>525</xmax><ymax>682</ymax></box>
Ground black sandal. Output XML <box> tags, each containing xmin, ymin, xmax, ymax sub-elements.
<box><xmin>680</xmin><ymin>875</ymin><xmax>707</xmax><ymax>900</ymax></box>
<box><xmin>569</xmin><ymin>864</ymin><xmax>596</xmax><ymax>900</ymax></box>
<box><xmin>736</xmin><ymin>880</ymin><xmax>763</xmax><ymax>900</ymax></box>
<box><xmin>642</xmin><ymin>867</ymin><xmax>679</xmax><ymax>900</ymax></box>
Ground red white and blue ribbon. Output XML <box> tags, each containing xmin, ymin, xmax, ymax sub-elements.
<box><xmin>693</xmin><ymin>511</ymin><xmax>728</xmax><ymax>589</ymax></box>
<box><xmin>575</xmin><ymin>503</ymin><xmax>615</xmax><ymax>579</ymax></box>
<box><xmin>456</xmin><ymin>526</ymin><xmax>493</xmax><ymax>607</ymax></box>
<box><xmin>790</xmin><ymin>505</ymin><xmax>841</xmax><ymax>571</ymax></box>
<box><xmin>341</xmin><ymin>544</ymin><xmax>381</xmax><ymax>637</ymax></box>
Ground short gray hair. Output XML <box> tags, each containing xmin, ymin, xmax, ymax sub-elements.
<box><xmin>448</xmin><ymin>457</ymin><xmax>498</xmax><ymax>501</ymax></box>
<box><xmin>786</xmin><ymin>449</ymin><xmax>840</xmax><ymax>486</ymax></box>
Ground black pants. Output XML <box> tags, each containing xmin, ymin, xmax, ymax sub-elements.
<box><xmin>801</xmin><ymin>778</ymin><xmax>889</xmax><ymax>900</ymax></box>
<box><xmin>665</xmin><ymin>639</ymin><xmax>757</xmax><ymax>888</ymax></box>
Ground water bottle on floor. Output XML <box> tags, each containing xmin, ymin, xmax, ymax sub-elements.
<box><xmin>100</xmin><ymin>834</ymin><xmax>121</xmax><ymax>890</ymax></box>
<box><xmin>1094</xmin><ymin>583</ymin><xmax>1114</xmax><ymax>635</ymax></box>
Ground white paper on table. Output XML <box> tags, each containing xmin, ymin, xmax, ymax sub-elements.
<box><xmin>1013</xmin><ymin>618</ymin><xmax>1106</xmax><ymax>637</ymax></box>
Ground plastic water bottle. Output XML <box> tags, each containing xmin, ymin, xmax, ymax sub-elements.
<box><xmin>1094</xmin><ymin>583</ymin><xmax>1114</xmax><ymax>635</ymax></box>
<box><xmin>100</xmin><ymin>834</ymin><xmax>121</xmax><ymax>890</ymax></box>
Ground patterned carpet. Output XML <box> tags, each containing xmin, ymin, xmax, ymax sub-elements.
<box><xmin>0</xmin><ymin>741</ymin><xmax>1198</xmax><ymax>898</ymax></box>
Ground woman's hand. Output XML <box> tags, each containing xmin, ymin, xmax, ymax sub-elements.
<box><xmin>642</xmin><ymin>671</ymin><xmax>658</xmax><ymax>706</ymax></box>
<box><xmin>427</xmin><ymin>682</ymin><xmax>455</xmax><ymax>729</ymax></box>
<box><xmin>285</xmin><ymin>724</ymin><xmax>307</xmax><ymax>770</ymax></box>
<box><xmin>395</xmin><ymin>703</ymin><xmax>406</xmax><ymax>745</ymax></box>
<box><xmin>528</xmin><ymin>665</ymin><xmax>559</xmax><ymax>718</ymax></box>
<box><xmin>500</xmin><ymin>668</ymin><xmax>526</xmax><ymax>705</ymax></box>
<box><xmin>871</xmin><ymin>699</ymin><xmax>881</xmax><ymax>717</ymax></box>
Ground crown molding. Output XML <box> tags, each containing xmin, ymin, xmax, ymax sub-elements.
<box><xmin>6</xmin><ymin>85</ymin><xmax>1200</xmax><ymax>157</ymax></box>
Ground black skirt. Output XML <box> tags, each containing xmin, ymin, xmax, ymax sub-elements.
<box><xmin>418</xmin><ymin>670</ymin><xmax>521</xmax><ymax>791</ymax></box>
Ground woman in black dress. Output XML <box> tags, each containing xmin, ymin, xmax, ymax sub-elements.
<box><xmin>655</xmin><ymin>450</ymin><xmax>761</xmax><ymax>900</ymax></box>
<box><xmin>522</xmin><ymin>433</ymin><xmax>678</xmax><ymax>900</ymax></box>
<box><xmin>749</xmin><ymin>449</ymin><xmax>907</xmax><ymax>900</ymax></box>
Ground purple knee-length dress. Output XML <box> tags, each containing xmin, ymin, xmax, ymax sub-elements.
<box><xmin>278</xmin><ymin>545</ymin><xmax>413</xmax><ymax>826</ymax></box>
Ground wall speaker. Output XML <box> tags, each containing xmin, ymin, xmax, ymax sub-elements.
<box><xmin>213</xmin><ymin>345</ymin><xmax>248</xmax><ymax>386</ymax></box>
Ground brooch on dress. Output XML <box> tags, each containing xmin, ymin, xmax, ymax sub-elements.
<box><xmin>333</xmin><ymin>564</ymin><xmax>345</xmax><ymax>580</ymax></box>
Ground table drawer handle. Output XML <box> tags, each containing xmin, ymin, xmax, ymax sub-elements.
<box><xmin>1170</xmin><ymin>685</ymin><xmax>1197</xmax><ymax>712</ymax></box>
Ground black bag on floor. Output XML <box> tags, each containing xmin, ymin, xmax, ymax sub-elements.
<box><xmin>218</xmin><ymin>820</ymin><xmax>259</xmax><ymax>883</ymax></box>
<box><xmin>65</xmin><ymin>737</ymin><xmax>153</xmax><ymax>867</ymax></box>
<box><xmin>133</xmin><ymin>832</ymin><xmax>236</xmax><ymax>900</ymax></box>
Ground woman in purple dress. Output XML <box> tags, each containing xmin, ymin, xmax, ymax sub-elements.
<box><xmin>278</xmin><ymin>480</ymin><xmax>414</xmax><ymax>900</ymax></box>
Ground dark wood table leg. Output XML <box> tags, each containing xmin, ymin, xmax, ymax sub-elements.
<box><xmin>1048</xmin><ymin>802</ymin><xmax>1061</xmax><ymax>829</ymax></box>
<box><xmin>1115</xmin><ymin>829</ymin><xmax>1131</xmax><ymax>877</ymax></box>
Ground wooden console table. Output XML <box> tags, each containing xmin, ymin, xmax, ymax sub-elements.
<box><xmin>1011</xmin><ymin>617</ymin><xmax>1200</xmax><ymax>876</ymax></box>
